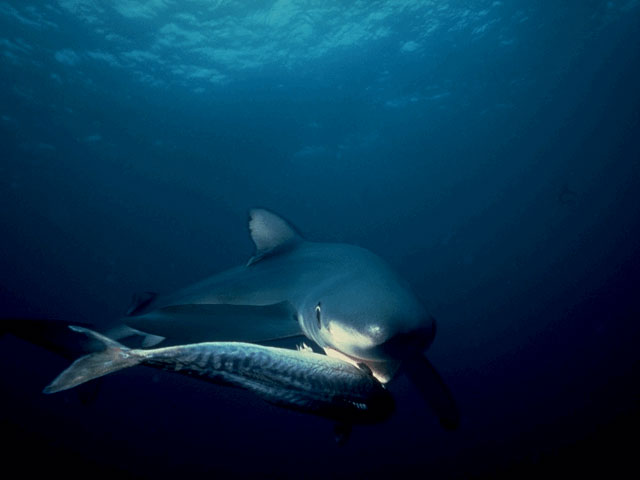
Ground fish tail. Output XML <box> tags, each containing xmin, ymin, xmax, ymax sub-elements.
<box><xmin>43</xmin><ymin>326</ymin><xmax>141</xmax><ymax>394</ymax></box>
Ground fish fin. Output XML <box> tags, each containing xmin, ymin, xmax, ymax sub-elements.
<box><xmin>43</xmin><ymin>326</ymin><xmax>140</xmax><ymax>394</ymax></box>
<box><xmin>106</xmin><ymin>324</ymin><xmax>166</xmax><ymax>348</ymax></box>
<box><xmin>124</xmin><ymin>301</ymin><xmax>303</xmax><ymax>345</ymax></box>
<box><xmin>141</xmin><ymin>333</ymin><xmax>165</xmax><ymax>348</ymax></box>
<box><xmin>1</xmin><ymin>317</ymin><xmax>98</xmax><ymax>359</ymax></box>
<box><xmin>247</xmin><ymin>208</ymin><xmax>304</xmax><ymax>266</ymax></box>
<box><xmin>403</xmin><ymin>354</ymin><xmax>460</xmax><ymax>430</ymax></box>
<box><xmin>126</xmin><ymin>291</ymin><xmax>157</xmax><ymax>316</ymax></box>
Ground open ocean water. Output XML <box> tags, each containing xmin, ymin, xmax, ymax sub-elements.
<box><xmin>1</xmin><ymin>1</ymin><xmax>639</xmax><ymax>478</ymax></box>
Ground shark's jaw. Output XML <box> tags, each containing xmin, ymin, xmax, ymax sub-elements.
<box><xmin>323</xmin><ymin>346</ymin><xmax>401</xmax><ymax>384</ymax></box>
<box><xmin>318</xmin><ymin>319</ymin><xmax>436</xmax><ymax>384</ymax></box>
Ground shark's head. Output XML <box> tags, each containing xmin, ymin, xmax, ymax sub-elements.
<box><xmin>301</xmin><ymin>245</ymin><xmax>436</xmax><ymax>383</ymax></box>
<box><xmin>246</xmin><ymin>209</ymin><xmax>436</xmax><ymax>384</ymax></box>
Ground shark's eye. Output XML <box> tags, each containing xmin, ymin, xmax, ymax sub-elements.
<box><xmin>315</xmin><ymin>303</ymin><xmax>322</xmax><ymax>328</ymax></box>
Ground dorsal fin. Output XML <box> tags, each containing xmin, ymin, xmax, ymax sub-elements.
<box><xmin>247</xmin><ymin>208</ymin><xmax>303</xmax><ymax>266</ymax></box>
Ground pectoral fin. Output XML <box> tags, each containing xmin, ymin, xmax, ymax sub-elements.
<box><xmin>124</xmin><ymin>301</ymin><xmax>303</xmax><ymax>346</ymax></box>
<box><xmin>403</xmin><ymin>354</ymin><xmax>460</xmax><ymax>430</ymax></box>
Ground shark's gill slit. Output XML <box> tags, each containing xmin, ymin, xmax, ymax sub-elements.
<box><xmin>315</xmin><ymin>302</ymin><xmax>322</xmax><ymax>328</ymax></box>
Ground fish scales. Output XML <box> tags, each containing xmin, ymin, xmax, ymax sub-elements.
<box><xmin>135</xmin><ymin>341</ymin><xmax>392</xmax><ymax>421</ymax></box>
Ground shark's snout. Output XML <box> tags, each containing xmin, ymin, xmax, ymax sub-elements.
<box><xmin>377</xmin><ymin>320</ymin><xmax>436</xmax><ymax>358</ymax></box>
<box><xmin>326</xmin><ymin>314</ymin><xmax>436</xmax><ymax>362</ymax></box>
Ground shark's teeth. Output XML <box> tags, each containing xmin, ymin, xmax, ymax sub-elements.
<box><xmin>297</xmin><ymin>342</ymin><xmax>313</xmax><ymax>353</ymax></box>
<box><xmin>349</xmin><ymin>401</ymin><xmax>368</xmax><ymax>410</ymax></box>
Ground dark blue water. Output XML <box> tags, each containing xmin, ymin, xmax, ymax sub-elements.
<box><xmin>1</xmin><ymin>1</ymin><xmax>639</xmax><ymax>478</ymax></box>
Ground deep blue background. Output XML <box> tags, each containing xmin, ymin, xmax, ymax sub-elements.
<box><xmin>1</xmin><ymin>1</ymin><xmax>639</xmax><ymax>478</ymax></box>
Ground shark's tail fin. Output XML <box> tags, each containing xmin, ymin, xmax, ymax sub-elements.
<box><xmin>43</xmin><ymin>326</ymin><xmax>141</xmax><ymax>394</ymax></box>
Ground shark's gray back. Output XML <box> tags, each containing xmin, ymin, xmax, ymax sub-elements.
<box><xmin>148</xmin><ymin>241</ymin><xmax>389</xmax><ymax>311</ymax></box>
<box><xmin>121</xmin><ymin>209</ymin><xmax>427</xmax><ymax>356</ymax></box>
